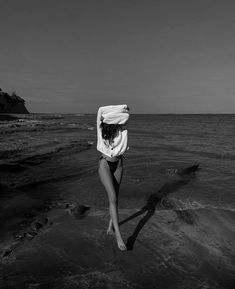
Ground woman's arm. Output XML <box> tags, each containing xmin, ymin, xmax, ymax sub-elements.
<box><xmin>97</xmin><ymin>107</ymin><xmax>105</xmax><ymax>151</ymax></box>
<box><xmin>96</xmin><ymin>107</ymin><xmax>103</xmax><ymax>129</ymax></box>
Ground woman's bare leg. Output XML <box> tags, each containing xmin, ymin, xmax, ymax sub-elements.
<box><xmin>107</xmin><ymin>218</ymin><xmax>114</xmax><ymax>235</ymax></box>
<box><xmin>107</xmin><ymin>158</ymin><xmax>123</xmax><ymax>234</ymax></box>
<box><xmin>98</xmin><ymin>158</ymin><xmax>126</xmax><ymax>251</ymax></box>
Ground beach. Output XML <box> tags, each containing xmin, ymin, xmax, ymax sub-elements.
<box><xmin>0</xmin><ymin>113</ymin><xmax>235</xmax><ymax>289</ymax></box>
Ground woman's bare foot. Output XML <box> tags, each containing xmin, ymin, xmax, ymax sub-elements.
<box><xmin>107</xmin><ymin>220</ymin><xmax>126</xmax><ymax>250</ymax></box>
<box><xmin>116</xmin><ymin>234</ymin><xmax>127</xmax><ymax>251</ymax></box>
<box><xmin>106</xmin><ymin>219</ymin><xmax>115</xmax><ymax>235</ymax></box>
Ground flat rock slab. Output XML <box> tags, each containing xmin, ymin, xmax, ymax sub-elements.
<box><xmin>1</xmin><ymin>207</ymin><xmax>235</xmax><ymax>289</ymax></box>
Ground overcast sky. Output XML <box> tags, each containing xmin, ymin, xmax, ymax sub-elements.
<box><xmin>1</xmin><ymin>0</ymin><xmax>235</xmax><ymax>113</ymax></box>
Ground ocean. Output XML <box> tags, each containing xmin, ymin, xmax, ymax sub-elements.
<box><xmin>0</xmin><ymin>113</ymin><xmax>235</xmax><ymax>289</ymax></box>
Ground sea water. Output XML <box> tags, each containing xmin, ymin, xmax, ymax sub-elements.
<box><xmin>1</xmin><ymin>113</ymin><xmax>235</xmax><ymax>215</ymax></box>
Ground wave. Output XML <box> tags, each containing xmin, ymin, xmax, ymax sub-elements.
<box><xmin>0</xmin><ymin>114</ymin><xmax>19</xmax><ymax>121</ymax></box>
<box><xmin>74</xmin><ymin>113</ymin><xmax>85</xmax><ymax>116</ymax></box>
<box><xmin>162</xmin><ymin>197</ymin><xmax>235</xmax><ymax>212</ymax></box>
<box><xmin>153</xmin><ymin>144</ymin><xmax>235</xmax><ymax>161</ymax></box>
<box><xmin>66</xmin><ymin>123</ymin><xmax>94</xmax><ymax>130</ymax></box>
<box><xmin>29</xmin><ymin>114</ymin><xmax>64</xmax><ymax>120</ymax></box>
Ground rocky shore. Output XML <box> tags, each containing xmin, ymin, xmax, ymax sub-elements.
<box><xmin>0</xmin><ymin>113</ymin><xmax>234</xmax><ymax>289</ymax></box>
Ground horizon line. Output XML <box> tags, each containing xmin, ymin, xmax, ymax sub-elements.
<box><xmin>26</xmin><ymin>112</ymin><xmax>235</xmax><ymax>115</ymax></box>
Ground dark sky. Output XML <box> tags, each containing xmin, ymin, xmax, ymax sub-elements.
<box><xmin>1</xmin><ymin>0</ymin><xmax>235</xmax><ymax>113</ymax></box>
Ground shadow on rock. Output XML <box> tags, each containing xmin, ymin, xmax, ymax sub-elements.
<box><xmin>120</xmin><ymin>164</ymin><xmax>199</xmax><ymax>250</ymax></box>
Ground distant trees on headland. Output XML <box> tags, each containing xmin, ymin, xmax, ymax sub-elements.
<box><xmin>0</xmin><ymin>88</ymin><xmax>29</xmax><ymax>114</ymax></box>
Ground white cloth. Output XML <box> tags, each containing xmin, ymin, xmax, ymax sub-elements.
<box><xmin>101</xmin><ymin>105</ymin><xmax>129</xmax><ymax>124</ymax></box>
<box><xmin>97</xmin><ymin>105</ymin><xmax>129</xmax><ymax>157</ymax></box>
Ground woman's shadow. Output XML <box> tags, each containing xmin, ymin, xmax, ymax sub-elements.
<box><xmin>119</xmin><ymin>164</ymin><xmax>199</xmax><ymax>250</ymax></box>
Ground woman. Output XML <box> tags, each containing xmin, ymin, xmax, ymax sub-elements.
<box><xmin>97</xmin><ymin>104</ymin><xmax>130</xmax><ymax>251</ymax></box>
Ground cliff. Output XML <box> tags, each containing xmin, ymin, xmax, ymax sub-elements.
<box><xmin>0</xmin><ymin>88</ymin><xmax>29</xmax><ymax>114</ymax></box>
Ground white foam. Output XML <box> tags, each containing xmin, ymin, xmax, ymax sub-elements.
<box><xmin>168</xmin><ymin>197</ymin><xmax>235</xmax><ymax>212</ymax></box>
